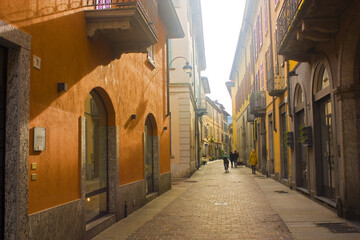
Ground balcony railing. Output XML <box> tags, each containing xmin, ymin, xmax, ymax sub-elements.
<box><xmin>249</xmin><ymin>91</ymin><xmax>266</xmax><ymax>117</ymax></box>
<box><xmin>86</xmin><ymin>0</ymin><xmax>158</xmax><ymax>37</ymax></box>
<box><xmin>267</xmin><ymin>68</ymin><xmax>286</xmax><ymax>96</ymax></box>
<box><xmin>277</xmin><ymin>0</ymin><xmax>302</xmax><ymax>51</ymax></box>
<box><xmin>85</xmin><ymin>0</ymin><xmax>159</xmax><ymax>58</ymax></box>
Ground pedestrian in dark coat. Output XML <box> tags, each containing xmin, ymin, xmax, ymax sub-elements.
<box><xmin>234</xmin><ymin>150</ymin><xmax>239</xmax><ymax>167</ymax></box>
<box><xmin>229</xmin><ymin>151</ymin><xmax>234</xmax><ymax>168</ymax></box>
<box><xmin>223</xmin><ymin>153</ymin><xmax>230</xmax><ymax>172</ymax></box>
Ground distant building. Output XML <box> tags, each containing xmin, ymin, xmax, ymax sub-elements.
<box><xmin>201</xmin><ymin>97</ymin><xmax>229</xmax><ymax>159</ymax></box>
<box><xmin>169</xmin><ymin>0</ymin><xmax>207</xmax><ymax>178</ymax></box>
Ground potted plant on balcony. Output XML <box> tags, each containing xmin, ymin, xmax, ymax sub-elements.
<box><xmin>285</xmin><ymin>131</ymin><xmax>294</xmax><ymax>148</ymax></box>
<box><xmin>298</xmin><ymin>124</ymin><xmax>312</xmax><ymax>147</ymax></box>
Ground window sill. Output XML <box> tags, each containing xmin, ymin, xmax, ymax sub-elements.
<box><xmin>296</xmin><ymin>187</ymin><xmax>310</xmax><ymax>195</ymax></box>
<box><xmin>315</xmin><ymin>195</ymin><xmax>336</xmax><ymax>208</ymax></box>
<box><xmin>147</xmin><ymin>57</ymin><xmax>156</xmax><ymax>69</ymax></box>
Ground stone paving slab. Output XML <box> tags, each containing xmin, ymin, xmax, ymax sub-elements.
<box><xmin>255</xmin><ymin>176</ymin><xmax>360</xmax><ymax>240</ymax></box>
<box><xmin>93</xmin><ymin>160</ymin><xmax>360</xmax><ymax>240</ymax></box>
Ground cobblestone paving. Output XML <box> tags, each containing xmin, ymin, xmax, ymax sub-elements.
<box><xmin>127</xmin><ymin>161</ymin><xmax>295</xmax><ymax>240</ymax></box>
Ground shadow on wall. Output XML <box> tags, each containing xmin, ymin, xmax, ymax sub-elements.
<box><xmin>3</xmin><ymin>0</ymin><xmax>89</xmax><ymax>25</ymax></box>
<box><xmin>19</xmin><ymin>10</ymin><xmax>114</xmax><ymax>122</ymax></box>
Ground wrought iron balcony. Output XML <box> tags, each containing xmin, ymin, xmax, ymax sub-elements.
<box><xmin>249</xmin><ymin>91</ymin><xmax>266</xmax><ymax>117</ymax></box>
<box><xmin>267</xmin><ymin>68</ymin><xmax>286</xmax><ymax>96</ymax></box>
<box><xmin>277</xmin><ymin>0</ymin><xmax>302</xmax><ymax>54</ymax></box>
<box><xmin>85</xmin><ymin>0</ymin><xmax>158</xmax><ymax>58</ymax></box>
<box><xmin>277</xmin><ymin>0</ymin><xmax>347</xmax><ymax>61</ymax></box>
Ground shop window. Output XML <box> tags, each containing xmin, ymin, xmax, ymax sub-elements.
<box><xmin>315</xmin><ymin>65</ymin><xmax>330</xmax><ymax>93</ymax></box>
<box><xmin>313</xmin><ymin>63</ymin><xmax>335</xmax><ymax>201</ymax></box>
<box><xmin>84</xmin><ymin>90</ymin><xmax>108</xmax><ymax>223</ymax></box>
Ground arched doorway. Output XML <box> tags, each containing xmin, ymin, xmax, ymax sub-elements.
<box><xmin>294</xmin><ymin>84</ymin><xmax>308</xmax><ymax>189</ymax></box>
<box><xmin>84</xmin><ymin>89</ymin><xmax>109</xmax><ymax>223</ymax></box>
<box><xmin>313</xmin><ymin>64</ymin><xmax>335</xmax><ymax>201</ymax></box>
<box><xmin>144</xmin><ymin>114</ymin><xmax>159</xmax><ymax>195</ymax></box>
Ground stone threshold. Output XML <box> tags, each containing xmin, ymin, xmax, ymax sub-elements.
<box><xmin>146</xmin><ymin>192</ymin><xmax>159</xmax><ymax>201</ymax></box>
<box><xmin>86</xmin><ymin>214</ymin><xmax>116</xmax><ymax>231</ymax></box>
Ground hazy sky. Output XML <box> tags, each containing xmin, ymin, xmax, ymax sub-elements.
<box><xmin>201</xmin><ymin>0</ymin><xmax>246</xmax><ymax>115</ymax></box>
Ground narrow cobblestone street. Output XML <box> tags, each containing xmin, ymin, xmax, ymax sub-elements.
<box><xmin>127</xmin><ymin>161</ymin><xmax>293</xmax><ymax>240</ymax></box>
<box><xmin>94</xmin><ymin>160</ymin><xmax>360</xmax><ymax>240</ymax></box>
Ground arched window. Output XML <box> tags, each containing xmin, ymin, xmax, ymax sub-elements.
<box><xmin>294</xmin><ymin>84</ymin><xmax>308</xmax><ymax>189</ymax></box>
<box><xmin>84</xmin><ymin>90</ymin><xmax>108</xmax><ymax>223</ymax></box>
<box><xmin>145</xmin><ymin>117</ymin><xmax>154</xmax><ymax>194</ymax></box>
<box><xmin>314</xmin><ymin>64</ymin><xmax>330</xmax><ymax>95</ymax></box>
<box><xmin>294</xmin><ymin>84</ymin><xmax>304</xmax><ymax>111</ymax></box>
<box><xmin>313</xmin><ymin>63</ymin><xmax>335</xmax><ymax>200</ymax></box>
<box><xmin>144</xmin><ymin>114</ymin><xmax>159</xmax><ymax>195</ymax></box>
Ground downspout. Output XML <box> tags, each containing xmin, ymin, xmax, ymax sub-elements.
<box><xmin>287</xmin><ymin>61</ymin><xmax>293</xmax><ymax>119</ymax></box>
<box><xmin>166</xmin><ymin>38</ymin><xmax>172</xmax><ymax>156</ymax></box>
<box><xmin>166</xmin><ymin>38</ymin><xmax>170</xmax><ymax>117</ymax></box>
<box><xmin>191</xmin><ymin>20</ymin><xmax>200</xmax><ymax>169</ymax></box>
<box><xmin>267</xmin><ymin>0</ymin><xmax>276</xmax><ymax>176</ymax></box>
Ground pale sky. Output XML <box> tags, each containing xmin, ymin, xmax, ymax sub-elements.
<box><xmin>201</xmin><ymin>0</ymin><xmax>246</xmax><ymax>115</ymax></box>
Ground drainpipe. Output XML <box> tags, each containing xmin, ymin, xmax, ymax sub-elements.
<box><xmin>166</xmin><ymin>38</ymin><xmax>171</xmax><ymax>117</ymax></box>
<box><xmin>191</xmin><ymin>21</ymin><xmax>201</xmax><ymax>169</ymax></box>
<box><xmin>166</xmin><ymin>38</ymin><xmax>172</xmax><ymax>156</ymax></box>
<box><xmin>287</xmin><ymin>61</ymin><xmax>293</xmax><ymax>119</ymax></box>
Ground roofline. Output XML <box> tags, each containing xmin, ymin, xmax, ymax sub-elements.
<box><xmin>191</xmin><ymin>0</ymin><xmax>206</xmax><ymax>70</ymax></box>
<box><xmin>159</xmin><ymin>0</ymin><xmax>185</xmax><ymax>38</ymax></box>
<box><xmin>225</xmin><ymin>81</ymin><xmax>235</xmax><ymax>96</ymax></box>
<box><xmin>205</xmin><ymin>96</ymin><xmax>221</xmax><ymax>112</ymax></box>
<box><xmin>201</xmin><ymin>76</ymin><xmax>211</xmax><ymax>94</ymax></box>
<box><xmin>229</xmin><ymin>0</ymin><xmax>256</xmax><ymax>80</ymax></box>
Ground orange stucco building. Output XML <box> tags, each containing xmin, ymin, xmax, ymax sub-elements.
<box><xmin>0</xmin><ymin>0</ymin><xmax>183</xmax><ymax>239</ymax></box>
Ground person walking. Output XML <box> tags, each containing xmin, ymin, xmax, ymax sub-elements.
<box><xmin>229</xmin><ymin>151</ymin><xmax>234</xmax><ymax>168</ymax></box>
<box><xmin>248</xmin><ymin>149</ymin><xmax>258</xmax><ymax>174</ymax></box>
<box><xmin>233</xmin><ymin>150</ymin><xmax>239</xmax><ymax>167</ymax></box>
<box><xmin>223</xmin><ymin>153</ymin><xmax>230</xmax><ymax>173</ymax></box>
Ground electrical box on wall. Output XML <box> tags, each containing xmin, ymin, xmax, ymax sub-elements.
<box><xmin>34</xmin><ymin>127</ymin><xmax>46</xmax><ymax>151</ymax></box>
<box><xmin>33</xmin><ymin>55</ymin><xmax>41</xmax><ymax>69</ymax></box>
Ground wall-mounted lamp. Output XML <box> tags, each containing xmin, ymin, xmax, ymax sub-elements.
<box><xmin>131</xmin><ymin>114</ymin><xmax>137</xmax><ymax>120</ymax></box>
<box><xmin>57</xmin><ymin>83</ymin><xmax>68</xmax><ymax>92</ymax></box>
<box><xmin>170</xmin><ymin>56</ymin><xmax>193</xmax><ymax>74</ymax></box>
<box><xmin>183</xmin><ymin>62</ymin><xmax>192</xmax><ymax>73</ymax></box>
<box><xmin>163</xmin><ymin>127</ymin><xmax>168</xmax><ymax>130</ymax></box>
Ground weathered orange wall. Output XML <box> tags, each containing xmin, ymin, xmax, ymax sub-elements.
<box><xmin>1</xmin><ymin>0</ymin><xmax>171</xmax><ymax>214</ymax></box>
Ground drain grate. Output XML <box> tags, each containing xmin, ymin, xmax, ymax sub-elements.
<box><xmin>316</xmin><ymin>222</ymin><xmax>360</xmax><ymax>233</ymax></box>
<box><xmin>274</xmin><ymin>190</ymin><xmax>289</xmax><ymax>194</ymax></box>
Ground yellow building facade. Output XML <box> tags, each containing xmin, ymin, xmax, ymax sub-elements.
<box><xmin>229</xmin><ymin>0</ymin><xmax>292</xmax><ymax>179</ymax></box>
<box><xmin>201</xmin><ymin>97</ymin><xmax>226</xmax><ymax>159</ymax></box>
<box><xmin>231</xmin><ymin>0</ymin><xmax>360</xmax><ymax>219</ymax></box>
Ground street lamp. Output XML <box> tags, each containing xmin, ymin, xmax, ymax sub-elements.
<box><xmin>183</xmin><ymin>62</ymin><xmax>192</xmax><ymax>73</ymax></box>
<box><xmin>169</xmin><ymin>56</ymin><xmax>192</xmax><ymax>74</ymax></box>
